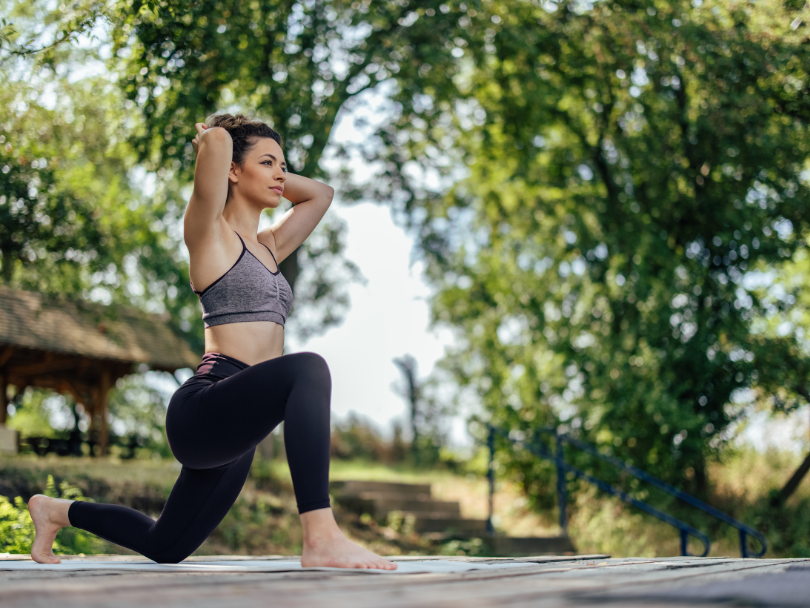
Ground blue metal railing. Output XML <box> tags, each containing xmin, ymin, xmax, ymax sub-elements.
<box><xmin>485</xmin><ymin>425</ymin><xmax>767</xmax><ymax>558</ymax></box>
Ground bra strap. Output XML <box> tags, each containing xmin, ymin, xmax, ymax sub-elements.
<box><xmin>259</xmin><ymin>241</ymin><xmax>277</xmax><ymax>262</ymax></box>
<box><xmin>259</xmin><ymin>241</ymin><xmax>280</xmax><ymax>270</ymax></box>
<box><xmin>233</xmin><ymin>229</ymin><xmax>246</xmax><ymax>251</ymax></box>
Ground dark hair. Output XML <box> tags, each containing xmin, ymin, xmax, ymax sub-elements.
<box><xmin>205</xmin><ymin>113</ymin><xmax>283</xmax><ymax>166</ymax></box>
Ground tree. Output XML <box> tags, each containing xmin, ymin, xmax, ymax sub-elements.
<box><xmin>379</xmin><ymin>0</ymin><xmax>810</xmax><ymax>498</ymax></box>
<box><xmin>1</xmin><ymin>1</ymin><xmax>206</xmax><ymax>357</ymax></box>
<box><xmin>393</xmin><ymin>354</ymin><xmax>421</xmax><ymax>462</ymax></box>
<box><xmin>0</xmin><ymin>65</ymin><xmax>183</xmax><ymax>307</ymax></box>
<box><xmin>393</xmin><ymin>353</ymin><xmax>454</xmax><ymax>466</ymax></box>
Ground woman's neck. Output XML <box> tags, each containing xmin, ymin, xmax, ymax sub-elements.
<box><xmin>222</xmin><ymin>198</ymin><xmax>262</xmax><ymax>239</ymax></box>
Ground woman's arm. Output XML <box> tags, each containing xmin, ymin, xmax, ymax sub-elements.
<box><xmin>183</xmin><ymin>124</ymin><xmax>233</xmax><ymax>248</ymax></box>
<box><xmin>260</xmin><ymin>173</ymin><xmax>334</xmax><ymax>263</ymax></box>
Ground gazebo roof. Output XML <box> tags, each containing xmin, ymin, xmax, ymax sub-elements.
<box><xmin>0</xmin><ymin>285</ymin><xmax>199</xmax><ymax>371</ymax></box>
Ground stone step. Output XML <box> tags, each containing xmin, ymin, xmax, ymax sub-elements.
<box><xmin>330</xmin><ymin>480</ymin><xmax>432</xmax><ymax>497</ymax></box>
<box><xmin>335</xmin><ymin>495</ymin><xmax>461</xmax><ymax>518</ymax></box>
<box><xmin>373</xmin><ymin>498</ymin><xmax>461</xmax><ymax>515</ymax></box>
<box><xmin>353</xmin><ymin>491</ymin><xmax>432</xmax><ymax>501</ymax></box>
<box><xmin>390</xmin><ymin>510</ymin><xmax>465</xmax><ymax>520</ymax></box>
<box><xmin>331</xmin><ymin>480</ymin><xmax>577</xmax><ymax>556</ymax></box>
<box><xmin>412</xmin><ymin>517</ymin><xmax>489</xmax><ymax>534</ymax></box>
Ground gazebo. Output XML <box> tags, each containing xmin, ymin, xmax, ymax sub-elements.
<box><xmin>0</xmin><ymin>286</ymin><xmax>200</xmax><ymax>455</ymax></box>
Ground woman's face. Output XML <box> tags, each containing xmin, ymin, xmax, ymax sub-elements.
<box><xmin>230</xmin><ymin>137</ymin><xmax>287</xmax><ymax>208</ymax></box>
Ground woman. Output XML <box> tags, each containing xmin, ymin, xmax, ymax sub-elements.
<box><xmin>27</xmin><ymin>114</ymin><xmax>397</xmax><ymax>570</ymax></box>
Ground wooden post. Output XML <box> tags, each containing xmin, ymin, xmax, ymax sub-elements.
<box><xmin>85</xmin><ymin>386</ymin><xmax>97</xmax><ymax>456</ymax></box>
<box><xmin>98</xmin><ymin>368</ymin><xmax>111</xmax><ymax>456</ymax></box>
<box><xmin>0</xmin><ymin>372</ymin><xmax>7</xmax><ymax>426</ymax></box>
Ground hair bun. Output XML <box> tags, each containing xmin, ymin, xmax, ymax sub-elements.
<box><xmin>206</xmin><ymin>113</ymin><xmax>255</xmax><ymax>129</ymax></box>
<box><xmin>203</xmin><ymin>113</ymin><xmax>284</xmax><ymax>166</ymax></box>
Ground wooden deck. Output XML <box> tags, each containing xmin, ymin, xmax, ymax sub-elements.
<box><xmin>1</xmin><ymin>554</ymin><xmax>808</xmax><ymax>607</ymax></box>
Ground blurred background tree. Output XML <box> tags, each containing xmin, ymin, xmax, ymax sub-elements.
<box><xmin>393</xmin><ymin>353</ymin><xmax>453</xmax><ymax>466</ymax></box>
<box><xmin>365</xmin><ymin>0</ymin><xmax>810</xmax><ymax>502</ymax></box>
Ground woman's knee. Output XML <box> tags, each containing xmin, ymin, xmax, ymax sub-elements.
<box><xmin>290</xmin><ymin>352</ymin><xmax>331</xmax><ymax>384</ymax></box>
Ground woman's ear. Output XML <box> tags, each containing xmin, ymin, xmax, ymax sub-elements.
<box><xmin>228</xmin><ymin>161</ymin><xmax>239</xmax><ymax>184</ymax></box>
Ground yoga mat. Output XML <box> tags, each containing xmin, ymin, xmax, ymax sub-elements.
<box><xmin>0</xmin><ymin>558</ymin><xmax>540</xmax><ymax>574</ymax></box>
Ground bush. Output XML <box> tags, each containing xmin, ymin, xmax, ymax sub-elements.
<box><xmin>331</xmin><ymin>414</ymin><xmax>394</xmax><ymax>463</ymax></box>
<box><xmin>0</xmin><ymin>475</ymin><xmax>103</xmax><ymax>555</ymax></box>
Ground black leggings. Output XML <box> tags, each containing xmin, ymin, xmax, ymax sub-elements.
<box><xmin>67</xmin><ymin>351</ymin><xmax>332</xmax><ymax>563</ymax></box>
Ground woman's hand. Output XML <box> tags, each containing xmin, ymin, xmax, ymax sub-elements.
<box><xmin>191</xmin><ymin>123</ymin><xmax>208</xmax><ymax>155</ymax></box>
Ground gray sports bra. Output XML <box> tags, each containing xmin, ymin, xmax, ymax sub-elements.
<box><xmin>190</xmin><ymin>230</ymin><xmax>294</xmax><ymax>328</ymax></box>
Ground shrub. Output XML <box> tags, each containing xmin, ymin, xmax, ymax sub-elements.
<box><xmin>0</xmin><ymin>475</ymin><xmax>102</xmax><ymax>555</ymax></box>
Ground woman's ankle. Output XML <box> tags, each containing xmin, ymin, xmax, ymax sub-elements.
<box><xmin>303</xmin><ymin>531</ymin><xmax>344</xmax><ymax>551</ymax></box>
<box><xmin>30</xmin><ymin>495</ymin><xmax>74</xmax><ymax>528</ymax></box>
<box><xmin>300</xmin><ymin>508</ymin><xmax>344</xmax><ymax>547</ymax></box>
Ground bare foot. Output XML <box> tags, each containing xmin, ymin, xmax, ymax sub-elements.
<box><xmin>28</xmin><ymin>494</ymin><xmax>73</xmax><ymax>564</ymax></box>
<box><xmin>301</xmin><ymin>533</ymin><xmax>398</xmax><ymax>570</ymax></box>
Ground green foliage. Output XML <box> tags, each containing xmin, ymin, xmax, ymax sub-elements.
<box><xmin>392</xmin><ymin>354</ymin><xmax>457</xmax><ymax>467</ymax></box>
<box><xmin>0</xmin><ymin>0</ymin><xmax>103</xmax><ymax>63</ymax></box>
<box><xmin>436</xmin><ymin>537</ymin><xmax>490</xmax><ymax>557</ymax></box>
<box><xmin>107</xmin><ymin>374</ymin><xmax>173</xmax><ymax>458</ymax></box>
<box><xmin>5</xmin><ymin>388</ymin><xmax>62</xmax><ymax>439</ymax></box>
<box><xmin>249</xmin><ymin>453</ymin><xmax>293</xmax><ymax>493</ymax></box>
<box><xmin>0</xmin><ymin>3</ymin><xmax>202</xmax><ymax>355</ymax></box>
<box><xmin>331</xmin><ymin>413</ymin><xmax>393</xmax><ymax>462</ymax></box>
<box><xmin>385</xmin><ymin>511</ymin><xmax>416</xmax><ymax>535</ymax></box>
<box><xmin>329</xmin><ymin>413</ymin><xmax>461</xmax><ymax>468</ymax></box>
<box><xmin>384</xmin><ymin>0</ymin><xmax>810</xmax><ymax>503</ymax></box>
<box><xmin>0</xmin><ymin>495</ymin><xmax>36</xmax><ymax>554</ymax></box>
<box><xmin>0</xmin><ymin>475</ymin><xmax>100</xmax><ymax>555</ymax></box>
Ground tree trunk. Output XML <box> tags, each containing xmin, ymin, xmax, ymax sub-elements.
<box><xmin>778</xmin><ymin>451</ymin><xmax>810</xmax><ymax>503</ymax></box>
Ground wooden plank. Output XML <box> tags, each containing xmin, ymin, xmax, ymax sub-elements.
<box><xmin>0</xmin><ymin>557</ymin><xmax>807</xmax><ymax>608</ymax></box>
<box><xmin>9</xmin><ymin>352</ymin><xmax>77</xmax><ymax>376</ymax></box>
<box><xmin>551</xmin><ymin>561</ymin><xmax>810</xmax><ymax>608</ymax></box>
